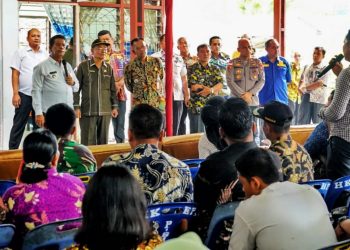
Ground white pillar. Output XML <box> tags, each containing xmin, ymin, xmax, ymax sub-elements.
<box><xmin>0</xmin><ymin>0</ymin><xmax>18</xmax><ymax>149</ymax></box>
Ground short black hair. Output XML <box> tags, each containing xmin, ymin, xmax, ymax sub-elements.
<box><xmin>219</xmin><ymin>97</ymin><xmax>253</xmax><ymax>140</ymax></box>
<box><xmin>131</xmin><ymin>37</ymin><xmax>144</xmax><ymax>47</ymax></box>
<box><xmin>98</xmin><ymin>30</ymin><xmax>112</xmax><ymax>38</ymax></box>
<box><xmin>314</xmin><ymin>46</ymin><xmax>326</xmax><ymax>56</ymax></box>
<box><xmin>49</xmin><ymin>34</ymin><xmax>66</xmax><ymax>48</ymax></box>
<box><xmin>20</xmin><ymin>129</ymin><xmax>57</xmax><ymax>184</ymax></box>
<box><xmin>345</xmin><ymin>30</ymin><xmax>350</xmax><ymax>43</ymax></box>
<box><xmin>209</xmin><ymin>36</ymin><xmax>221</xmax><ymax>45</ymax></box>
<box><xmin>197</xmin><ymin>43</ymin><xmax>209</xmax><ymax>53</ymax></box>
<box><xmin>129</xmin><ymin>104</ymin><xmax>163</xmax><ymax>139</ymax></box>
<box><xmin>45</xmin><ymin>103</ymin><xmax>76</xmax><ymax>137</ymax></box>
<box><xmin>236</xmin><ymin>148</ymin><xmax>281</xmax><ymax>184</ymax></box>
<box><xmin>266</xmin><ymin>122</ymin><xmax>291</xmax><ymax>134</ymax></box>
<box><xmin>265</xmin><ymin>38</ymin><xmax>277</xmax><ymax>49</ymax></box>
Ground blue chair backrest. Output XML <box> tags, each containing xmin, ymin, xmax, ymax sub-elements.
<box><xmin>205</xmin><ymin>201</ymin><xmax>240</xmax><ymax>249</ymax></box>
<box><xmin>325</xmin><ymin>175</ymin><xmax>350</xmax><ymax>212</ymax></box>
<box><xmin>300</xmin><ymin>179</ymin><xmax>332</xmax><ymax>199</ymax></box>
<box><xmin>0</xmin><ymin>180</ymin><xmax>16</xmax><ymax>197</ymax></box>
<box><xmin>22</xmin><ymin>217</ymin><xmax>82</xmax><ymax>250</ymax></box>
<box><xmin>0</xmin><ymin>224</ymin><xmax>15</xmax><ymax>248</ymax></box>
<box><xmin>73</xmin><ymin>172</ymin><xmax>95</xmax><ymax>187</ymax></box>
<box><xmin>147</xmin><ymin>202</ymin><xmax>197</xmax><ymax>241</ymax></box>
<box><xmin>182</xmin><ymin>159</ymin><xmax>204</xmax><ymax>181</ymax></box>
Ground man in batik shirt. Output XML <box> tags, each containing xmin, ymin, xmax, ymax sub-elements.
<box><xmin>103</xmin><ymin>104</ymin><xmax>193</xmax><ymax>205</ymax></box>
<box><xmin>209</xmin><ymin>36</ymin><xmax>230</xmax><ymax>96</ymax></box>
<box><xmin>124</xmin><ymin>38</ymin><xmax>164</xmax><ymax>112</ymax></box>
<box><xmin>187</xmin><ymin>44</ymin><xmax>223</xmax><ymax>133</ymax></box>
<box><xmin>253</xmin><ymin>101</ymin><xmax>314</xmax><ymax>183</ymax></box>
<box><xmin>45</xmin><ymin>103</ymin><xmax>96</xmax><ymax>175</ymax></box>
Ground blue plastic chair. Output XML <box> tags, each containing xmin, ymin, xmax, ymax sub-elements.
<box><xmin>205</xmin><ymin>201</ymin><xmax>240</xmax><ymax>249</ymax></box>
<box><xmin>147</xmin><ymin>202</ymin><xmax>197</xmax><ymax>241</ymax></box>
<box><xmin>182</xmin><ymin>159</ymin><xmax>204</xmax><ymax>181</ymax></box>
<box><xmin>0</xmin><ymin>224</ymin><xmax>15</xmax><ymax>248</ymax></box>
<box><xmin>0</xmin><ymin>180</ymin><xmax>16</xmax><ymax>196</ymax></box>
<box><xmin>73</xmin><ymin>172</ymin><xmax>95</xmax><ymax>187</ymax></box>
<box><xmin>300</xmin><ymin>179</ymin><xmax>332</xmax><ymax>199</ymax></box>
<box><xmin>325</xmin><ymin>175</ymin><xmax>350</xmax><ymax>212</ymax></box>
<box><xmin>22</xmin><ymin>217</ymin><xmax>82</xmax><ymax>250</ymax></box>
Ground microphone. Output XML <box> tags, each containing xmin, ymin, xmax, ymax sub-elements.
<box><xmin>62</xmin><ymin>60</ymin><xmax>68</xmax><ymax>77</ymax></box>
<box><xmin>316</xmin><ymin>54</ymin><xmax>344</xmax><ymax>80</ymax></box>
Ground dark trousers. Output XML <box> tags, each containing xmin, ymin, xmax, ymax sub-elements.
<box><xmin>173</xmin><ymin>100</ymin><xmax>183</xmax><ymax>136</ymax></box>
<box><xmin>298</xmin><ymin>94</ymin><xmax>323</xmax><ymax>124</ymax></box>
<box><xmin>112</xmin><ymin>101</ymin><xmax>126</xmax><ymax>143</ymax></box>
<box><xmin>188</xmin><ymin>111</ymin><xmax>204</xmax><ymax>134</ymax></box>
<box><xmin>9</xmin><ymin>92</ymin><xmax>38</xmax><ymax>149</ymax></box>
<box><xmin>178</xmin><ymin>102</ymin><xmax>188</xmax><ymax>135</ymax></box>
<box><xmin>80</xmin><ymin>115</ymin><xmax>111</xmax><ymax>146</ymax></box>
<box><xmin>326</xmin><ymin>136</ymin><xmax>350</xmax><ymax>180</ymax></box>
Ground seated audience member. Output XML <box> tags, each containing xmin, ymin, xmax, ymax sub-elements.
<box><xmin>229</xmin><ymin>148</ymin><xmax>337</xmax><ymax>250</ymax></box>
<box><xmin>69</xmin><ymin>164</ymin><xmax>162</xmax><ymax>250</ymax></box>
<box><xmin>193</xmin><ymin>98</ymin><xmax>256</xmax><ymax>244</ymax></box>
<box><xmin>304</xmin><ymin>90</ymin><xmax>334</xmax><ymax>178</ymax></box>
<box><xmin>198</xmin><ymin>96</ymin><xmax>227</xmax><ymax>159</ymax></box>
<box><xmin>45</xmin><ymin>103</ymin><xmax>97</xmax><ymax>174</ymax></box>
<box><xmin>3</xmin><ymin>129</ymin><xmax>85</xmax><ymax>248</ymax></box>
<box><xmin>253</xmin><ymin>101</ymin><xmax>313</xmax><ymax>183</ymax></box>
<box><xmin>104</xmin><ymin>104</ymin><xmax>193</xmax><ymax>204</ymax></box>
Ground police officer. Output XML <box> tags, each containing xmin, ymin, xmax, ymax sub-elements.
<box><xmin>227</xmin><ymin>38</ymin><xmax>265</xmax><ymax>143</ymax></box>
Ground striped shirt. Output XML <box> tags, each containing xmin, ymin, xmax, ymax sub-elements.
<box><xmin>319</xmin><ymin>66</ymin><xmax>350</xmax><ymax>142</ymax></box>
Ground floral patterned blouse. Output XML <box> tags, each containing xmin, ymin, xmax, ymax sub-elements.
<box><xmin>187</xmin><ymin>62</ymin><xmax>223</xmax><ymax>114</ymax></box>
<box><xmin>124</xmin><ymin>56</ymin><xmax>164</xmax><ymax>111</ymax></box>
<box><xmin>104</xmin><ymin>144</ymin><xmax>193</xmax><ymax>205</ymax></box>
<box><xmin>3</xmin><ymin>168</ymin><xmax>85</xmax><ymax>237</ymax></box>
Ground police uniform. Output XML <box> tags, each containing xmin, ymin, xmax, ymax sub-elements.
<box><xmin>226</xmin><ymin>57</ymin><xmax>265</xmax><ymax>106</ymax></box>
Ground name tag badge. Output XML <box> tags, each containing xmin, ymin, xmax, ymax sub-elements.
<box><xmin>49</xmin><ymin>71</ymin><xmax>57</xmax><ymax>79</ymax></box>
<box><xmin>263</xmin><ymin>63</ymin><xmax>269</xmax><ymax>68</ymax></box>
<box><xmin>277</xmin><ymin>61</ymin><xmax>286</xmax><ymax>67</ymax></box>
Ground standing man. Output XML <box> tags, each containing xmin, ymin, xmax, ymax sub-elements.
<box><xmin>152</xmin><ymin>34</ymin><xmax>189</xmax><ymax>135</ymax></box>
<box><xmin>98</xmin><ymin>30</ymin><xmax>127</xmax><ymax>143</ymax></box>
<box><xmin>124</xmin><ymin>38</ymin><xmax>164</xmax><ymax>111</ymax></box>
<box><xmin>74</xmin><ymin>39</ymin><xmax>118</xmax><ymax>145</ymax></box>
<box><xmin>298</xmin><ymin>47</ymin><xmax>329</xmax><ymax>125</ymax></box>
<box><xmin>187</xmin><ymin>44</ymin><xmax>223</xmax><ymax>133</ymax></box>
<box><xmin>319</xmin><ymin>30</ymin><xmax>350</xmax><ymax>180</ymax></box>
<box><xmin>289</xmin><ymin>51</ymin><xmax>304</xmax><ymax>124</ymax></box>
<box><xmin>32</xmin><ymin>34</ymin><xmax>79</xmax><ymax>128</ymax></box>
<box><xmin>9</xmin><ymin>28</ymin><xmax>47</xmax><ymax>149</ymax></box>
<box><xmin>177</xmin><ymin>37</ymin><xmax>197</xmax><ymax>135</ymax></box>
<box><xmin>259</xmin><ymin>39</ymin><xmax>292</xmax><ymax>105</ymax></box>
<box><xmin>226</xmin><ymin>38</ymin><xmax>265</xmax><ymax>108</ymax></box>
<box><xmin>209</xmin><ymin>36</ymin><xmax>230</xmax><ymax>96</ymax></box>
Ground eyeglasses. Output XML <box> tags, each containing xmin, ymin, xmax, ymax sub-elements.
<box><xmin>94</xmin><ymin>47</ymin><xmax>108</xmax><ymax>52</ymax></box>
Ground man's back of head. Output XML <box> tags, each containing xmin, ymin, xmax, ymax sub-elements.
<box><xmin>219</xmin><ymin>97</ymin><xmax>253</xmax><ymax>143</ymax></box>
<box><xmin>45</xmin><ymin>103</ymin><xmax>76</xmax><ymax>138</ymax></box>
<box><xmin>129</xmin><ymin>104</ymin><xmax>163</xmax><ymax>142</ymax></box>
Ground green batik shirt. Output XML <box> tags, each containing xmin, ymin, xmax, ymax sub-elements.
<box><xmin>187</xmin><ymin>62</ymin><xmax>223</xmax><ymax>114</ymax></box>
<box><xmin>57</xmin><ymin>139</ymin><xmax>97</xmax><ymax>175</ymax></box>
<box><xmin>124</xmin><ymin>56</ymin><xmax>164</xmax><ymax>111</ymax></box>
<box><xmin>270</xmin><ymin>134</ymin><xmax>314</xmax><ymax>183</ymax></box>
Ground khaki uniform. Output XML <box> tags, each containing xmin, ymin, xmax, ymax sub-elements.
<box><xmin>226</xmin><ymin>57</ymin><xmax>265</xmax><ymax>106</ymax></box>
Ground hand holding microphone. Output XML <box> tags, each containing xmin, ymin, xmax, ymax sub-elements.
<box><xmin>62</xmin><ymin>60</ymin><xmax>74</xmax><ymax>86</ymax></box>
<box><xmin>316</xmin><ymin>54</ymin><xmax>344</xmax><ymax>85</ymax></box>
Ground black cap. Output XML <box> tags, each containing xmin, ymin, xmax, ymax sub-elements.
<box><xmin>253</xmin><ymin>101</ymin><xmax>293</xmax><ymax>126</ymax></box>
<box><xmin>91</xmin><ymin>39</ymin><xmax>110</xmax><ymax>48</ymax></box>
